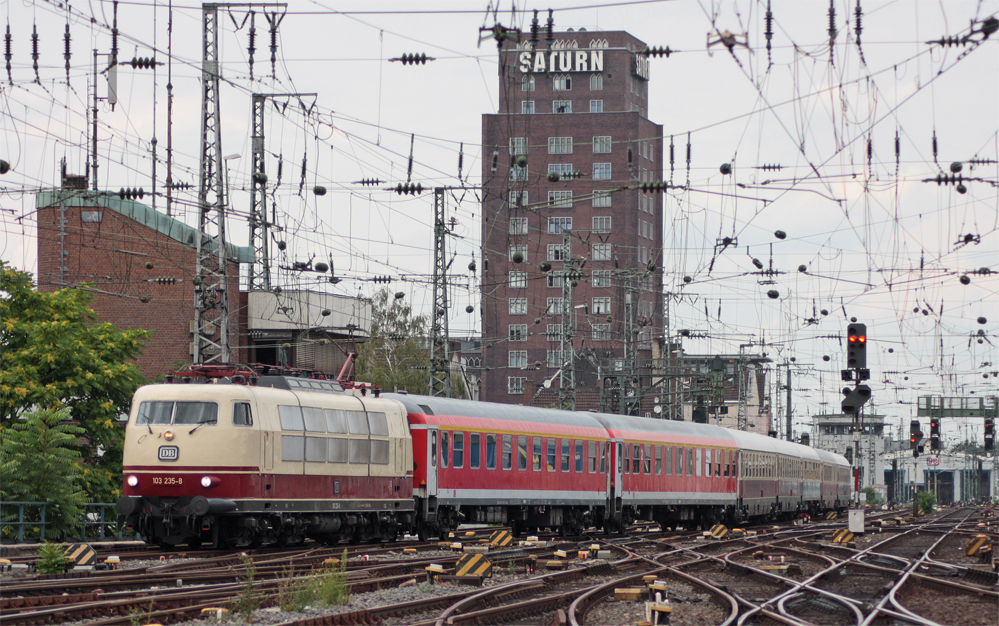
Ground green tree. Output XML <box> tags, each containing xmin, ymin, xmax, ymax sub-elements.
<box><xmin>0</xmin><ymin>408</ymin><xmax>87</xmax><ymax>539</ymax></box>
<box><xmin>355</xmin><ymin>289</ymin><xmax>430</xmax><ymax>394</ymax></box>
<box><xmin>917</xmin><ymin>490</ymin><xmax>937</xmax><ymax>514</ymax></box>
<box><xmin>0</xmin><ymin>261</ymin><xmax>148</xmax><ymax>502</ymax></box>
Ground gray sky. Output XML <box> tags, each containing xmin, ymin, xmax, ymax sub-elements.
<box><xmin>1</xmin><ymin>0</ymin><xmax>996</xmax><ymax>441</ymax></box>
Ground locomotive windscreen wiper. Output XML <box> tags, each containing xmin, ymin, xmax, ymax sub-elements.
<box><xmin>189</xmin><ymin>419</ymin><xmax>218</xmax><ymax>435</ymax></box>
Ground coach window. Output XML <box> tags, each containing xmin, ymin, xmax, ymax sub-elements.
<box><xmin>278</xmin><ymin>405</ymin><xmax>304</xmax><ymax>430</ymax></box>
<box><xmin>654</xmin><ymin>445</ymin><xmax>662</xmax><ymax>475</ymax></box>
<box><xmin>695</xmin><ymin>448</ymin><xmax>702</xmax><ymax>477</ymax></box>
<box><xmin>232</xmin><ymin>403</ymin><xmax>253</xmax><ymax>426</ymax></box>
<box><xmin>441</xmin><ymin>431</ymin><xmax>449</xmax><ymax>468</ymax></box>
<box><xmin>470</xmin><ymin>434</ymin><xmax>481</xmax><ymax>469</ymax></box>
<box><xmin>623</xmin><ymin>443</ymin><xmax>630</xmax><ymax>474</ymax></box>
<box><xmin>644</xmin><ymin>445</ymin><xmax>652</xmax><ymax>474</ymax></box>
<box><xmin>502</xmin><ymin>435</ymin><xmax>512</xmax><ymax>470</ymax></box>
<box><xmin>487</xmin><ymin>434</ymin><xmax>497</xmax><ymax>469</ymax></box>
<box><xmin>588</xmin><ymin>441</ymin><xmax>597</xmax><ymax>473</ymax></box>
<box><xmin>518</xmin><ymin>436</ymin><xmax>528</xmax><ymax>470</ymax></box>
<box><xmin>325</xmin><ymin>409</ymin><xmax>348</xmax><ymax>433</ymax></box>
<box><xmin>675</xmin><ymin>447</ymin><xmax>683</xmax><ymax>476</ymax></box>
<box><xmin>303</xmin><ymin>407</ymin><xmax>326</xmax><ymax>432</ymax></box>
<box><xmin>548</xmin><ymin>438</ymin><xmax>557</xmax><ymax>471</ymax></box>
<box><xmin>600</xmin><ymin>442</ymin><xmax>607</xmax><ymax>474</ymax></box>
<box><xmin>632</xmin><ymin>444</ymin><xmax>641</xmax><ymax>474</ymax></box>
<box><xmin>562</xmin><ymin>440</ymin><xmax>570</xmax><ymax>472</ymax></box>
<box><xmin>431</xmin><ymin>431</ymin><xmax>438</xmax><ymax>467</ymax></box>
<box><xmin>705</xmin><ymin>449</ymin><xmax>712</xmax><ymax>477</ymax></box>
<box><xmin>723</xmin><ymin>450</ymin><xmax>729</xmax><ymax>477</ymax></box>
<box><xmin>533</xmin><ymin>437</ymin><xmax>542</xmax><ymax>471</ymax></box>
<box><xmin>575</xmin><ymin>440</ymin><xmax>584</xmax><ymax>472</ymax></box>
<box><xmin>453</xmin><ymin>432</ymin><xmax>464</xmax><ymax>468</ymax></box>
<box><xmin>687</xmin><ymin>447</ymin><xmax>694</xmax><ymax>476</ymax></box>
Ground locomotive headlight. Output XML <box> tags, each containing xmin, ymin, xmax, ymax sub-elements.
<box><xmin>126</xmin><ymin>475</ymin><xmax>139</xmax><ymax>487</ymax></box>
<box><xmin>164</xmin><ymin>431</ymin><xmax>174</xmax><ymax>441</ymax></box>
<box><xmin>201</xmin><ymin>475</ymin><xmax>221</xmax><ymax>488</ymax></box>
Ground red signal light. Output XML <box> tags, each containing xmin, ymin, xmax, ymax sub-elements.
<box><xmin>857</xmin><ymin>335</ymin><xmax>866</xmax><ymax>343</ymax></box>
<box><xmin>848</xmin><ymin>335</ymin><xmax>857</xmax><ymax>343</ymax></box>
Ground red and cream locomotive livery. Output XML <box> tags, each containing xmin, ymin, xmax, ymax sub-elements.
<box><xmin>117</xmin><ymin>377</ymin><xmax>851</xmax><ymax>547</ymax></box>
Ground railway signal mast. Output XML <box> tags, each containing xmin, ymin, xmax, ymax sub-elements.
<box><xmin>841</xmin><ymin>321</ymin><xmax>872</xmax><ymax>506</ymax></box>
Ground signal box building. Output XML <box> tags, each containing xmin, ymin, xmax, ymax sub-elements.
<box><xmin>480</xmin><ymin>30</ymin><xmax>664</xmax><ymax>407</ymax></box>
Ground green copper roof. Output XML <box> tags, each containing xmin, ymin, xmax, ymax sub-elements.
<box><xmin>36</xmin><ymin>189</ymin><xmax>255</xmax><ymax>264</ymax></box>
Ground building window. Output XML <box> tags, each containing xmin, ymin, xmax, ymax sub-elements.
<box><xmin>590</xmin><ymin>73</ymin><xmax>603</xmax><ymax>90</ymax></box>
<box><xmin>590</xmin><ymin>100</ymin><xmax>603</xmax><ymax>113</ymax></box>
<box><xmin>593</xmin><ymin>297</ymin><xmax>611</xmax><ymax>314</ymax></box>
<box><xmin>521</xmin><ymin>101</ymin><xmax>535</xmax><ymax>114</ymax></box>
<box><xmin>548</xmin><ymin>163</ymin><xmax>574</xmax><ymax>178</ymax></box>
<box><xmin>509</xmin><ymin>350</ymin><xmax>528</xmax><ymax>368</ymax></box>
<box><xmin>592</xmin><ymin>270</ymin><xmax>611</xmax><ymax>288</ymax></box>
<box><xmin>509</xmin><ymin>271</ymin><xmax>527</xmax><ymax>289</ymax></box>
<box><xmin>547</xmin><ymin>274</ymin><xmax>563</xmax><ymax>288</ymax></box>
<box><xmin>548</xmin><ymin>137</ymin><xmax>573</xmax><ymax>154</ymax></box>
<box><xmin>592</xmin><ymin>216</ymin><xmax>611</xmax><ymax>233</ymax></box>
<box><xmin>547</xmin><ymin>349</ymin><xmax>562</xmax><ymax>368</ymax></box>
<box><xmin>592</xmin><ymin>324</ymin><xmax>611</xmax><ymax>341</ymax></box>
<box><xmin>509</xmin><ymin>217</ymin><xmax>528</xmax><ymax>234</ymax></box>
<box><xmin>510</xmin><ymin>137</ymin><xmax>527</xmax><ymax>155</ymax></box>
<box><xmin>81</xmin><ymin>210</ymin><xmax>103</xmax><ymax>223</ymax></box>
<box><xmin>509</xmin><ymin>245</ymin><xmax>527</xmax><ymax>262</ymax></box>
<box><xmin>553</xmin><ymin>100</ymin><xmax>572</xmax><ymax>113</ymax></box>
<box><xmin>593</xmin><ymin>163</ymin><xmax>612</xmax><ymax>179</ymax></box>
<box><xmin>509</xmin><ymin>324</ymin><xmax>527</xmax><ymax>341</ymax></box>
<box><xmin>593</xmin><ymin>136</ymin><xmax>612</xmax><ymax>153</ymax></box>
<box><xmin>522</xmin><ymin>74</ymin><xmax>535</xmax><ymax>91</ymax></box>
<box><xmin>546</xmin><ymin>297</ymin><xmax>567</xmax><ymax>316</ymax></box>
<box><xmin>553</xmin><ymin>74</ymin><xmax>571</xmax><ymax>90</ymax></box>
<box><xmin>509</xmin><ymin>298</ymin><xmax>527</xmax><ymax>315</ymax></box>
<box><xmin>548</xmin><ymin>217</ymin><xmax>572</xmax><ymax>233</ymax></box>
<box><xmin>547</xmin><ymin>243</ymin><xmax>570</xmax><ymax>261</ymax></box>
<box><xmin>593</xmin><ymin>190</ymin><xmax>611</xmax><ymax>207</ymax></box>
<box><xmin>546</xmin><ymin>324</ymin><xmax>562</xmax><ymax>341</ymax></box>
<box><xmin>592</xmin><ymin>243</ymin><xmax>612</xmax><ymax>261</ymax></box>
<box><xmin>547</xmin><ymin>190</ymin><xmax>573</xmax><ymax>209</ymax></box>
<box><xmin>509</xmin><ymin>191</ymin><xmax>528</xmax><ymax>209</ymax></box>
<box><xmin>510</xmin><ymin>164</ymin><xmax>528</xmax><ymax>181</ymax></box>
<box><xmin>508</xmin><ymin>377</ymin><xmax>526</xmax><ymax>395</ymax></box>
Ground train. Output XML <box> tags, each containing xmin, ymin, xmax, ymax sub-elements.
<box><xmin>115</xmin><ymin>376</ymin><xmax>852</xmax><ymax>548</ymax></box>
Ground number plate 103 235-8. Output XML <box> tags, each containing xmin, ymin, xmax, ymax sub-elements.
<box><xmin>151</xmin><ymin>476</ymin><xmax>185</xmax><ymax>486</ymax></box>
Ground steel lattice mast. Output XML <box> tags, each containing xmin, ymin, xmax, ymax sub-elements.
<box><xmin>248</xmin><ymin>93</ymin><xmax>271</xmax><ymax>291</ymax></box>
<box><xmin>193</xmin><ymin>3</ymin><xmax>230</xmax><ymax>364</ymax></box>
<box><xmin>428</xmin><ymin>187</ymin><xmax>451</xmax><ymax>397</ymax></box>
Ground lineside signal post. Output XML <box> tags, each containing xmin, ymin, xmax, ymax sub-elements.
<box><xmin>840</xmin><ymin>319</ymin><xmax>872</xmax><ymax>507</ymax></box>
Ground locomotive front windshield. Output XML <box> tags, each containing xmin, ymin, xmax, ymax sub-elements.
<box><xmin>136</xmin><ymin>401</ymin><xmax>218</xmax><ymax>425</ymax></box>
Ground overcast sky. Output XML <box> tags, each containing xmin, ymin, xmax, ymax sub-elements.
<box><xmin>1</xmin><ymin>0</ymin><xmax>996</xmax><ymax>441</ymax></box>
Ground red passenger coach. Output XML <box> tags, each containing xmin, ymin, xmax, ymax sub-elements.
<box><xmin>387</xmin><ymin>394</ymin><xmax>612</xmax><ymax>537</ymax></box>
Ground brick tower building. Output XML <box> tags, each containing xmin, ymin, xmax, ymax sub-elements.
<box><xmin>480</xmin><ymin>30</ymin><xmax>664</xmax><ymax>408</ymax></box>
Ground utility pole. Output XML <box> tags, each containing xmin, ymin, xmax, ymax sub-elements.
<box><xmin>429</xmin><ymin>187</ymin><xmax>452</xmax><ymax>397</ymax></box>
<box><xmin>557</xmin><ymin>230</ymin><xmax>578</xmax><ymax>411</ymax></box>
<box><xmin>785</xmin><ymin>365</ymin><xmax>792</xmax><ymax>440</ymax></box>
<box><xmin>737</xmin><ymin>344</ymin><xmax>752</xmax><ymax>431</ymax></box>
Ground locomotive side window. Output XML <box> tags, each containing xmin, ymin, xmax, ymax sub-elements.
<box><xmin>367</xmin><ymin>412</ymin><xmax>389</xmax><ymax>436</ymax></box>
<box><xmin>643</xmin><ymin>445</ymin><xmax>651</xmax><ymax>475</ymax></box>
<box><xmin>575</xmin><ymin>440</ymin><xmax>584</xmax><ymax>473</ymax></box>
<box><xmin>282</xmin><ymin>435</ymin><xmax>304</xmax><ymax>461</ymax></box>
<box><xmin>453</xmin><ymin>433</ymin><xmax>464</xmax><ymax>468</ymax></box>
<box><xmin>371</xmin><ymin>440</ymin><xmax>390</xmax><ymax>465</ymax></box>
<box><xmin>279</xmin><ymin>405</ymin><xmax>304</xmax><ymax>430</ymax></box>
<box><xmin>533</xmin><ymin>437</ymin><xmax>542</xmax><ymax>471</ymax></box>
<box><xmin>325</xmin><ymin>409</ymin><xmax>348</xmax><ymax>433</ymax></box>
<box><xmin>347</xmin><ymin>411</ymin><xmax>369</xmax><ymax>435</ymax></box>
<box><xmin>518</xmin><ymin>436</ymin><xmax>528</xmax><ymax>470</ymax></box>
<box><xmin>328</xmin><ymin>438</ymin><xmax>348</xmax><ymax>463</ymax></box>
<box><xmin>487</xmin><ymin>434</ymin><xmax>497</xmax><ymax>469</ymax></box>
<box><xmin>588</xmin><ymin>441</ymin><xmax>597</xmax><ymax>473</ymax></box>
<box><xmin>502</xmin><ymin>435</ymin><xmax>512</xmax><ymax>470</ymax></box>
<box><xmin>654</xmin><ymin>445</ymin><xmax>662</xmax><ymax>475</ymax></box>
<box><xmin>441</xmin><ymin>431</ymin><xmax>449</xmax><ymax>468</ymax></box>
<box><xmin>664</xmin><ymin>446</ymin><xmax>673</xmax><ymax>476</ymax></box>
<box><xmin>305</xmin><ymin>437</ymin><xmax>326</xmax><ymax>462</ymax></box>
<box><xmin>547</xmin><ymin>438</ymin><xmax>557</xmax><ymax>471</ymax></box>
<box><xmin>561</xmin><ymin>440</ymin><xmax>570</xmax><ymax>472</ymax></box>
<box><xmin>303</xmin><ymin>407</ymin><xmax>326</xmax><ymax>432</ymax></box>
<box><xmin>470</xmin><ymin>434</ymin><xmax>480</xmax><ymax>469</ymax></box>
<box><xmin>232</xmin><ymin>402</ymin><xmax>253</xmax><ymax>426</ymax></box>
<box><xmin>349</xmin><ymin>439</ymin><xmax>371</xmax><ymax>464</ymax></box>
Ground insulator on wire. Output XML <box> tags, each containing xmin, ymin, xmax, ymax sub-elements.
<box><xmin>372</xmin><ymin>275</ymin><xmax>392</xmax><ymax>284</ymax></box>
<box><xmin>149</xmin><ymin>277</ymin><xmax>178</xmax><ymax>284</ymax></box>
<box><xmin>827</xmin><ymin>0</ymin><xmax>836</xmax><ymax>61</ymax></box>
<box><xmin>391</xmin><ymin>53</ymin><xmax>433</xmax><ymax>65</ymax></box>
<box><xmin>391</xmin><ymin>182</ymin><xmax>423</xmax><ymax>195</ymax></box>
<box><xmin>6</xmin><ymin>23</ymin><xmax>13</xmax><ymax>83</ymax></box>
<box><xmin>31</xmin><ymin>23</ymin><xmax>39</xmax><ymax>82</ymax></box>
<box><xmin>64</xmin><ymin>23</ymin><xmax>71</xmax><ymax>81</ymax></box>
<box><xmin>247</xmin><ymin>11</ymin><xmax>256</xmax><ymax>81</ymax></box>
<box><xmin>119</xmin><ymin>187</ymin><xmax>145</xmax><ymax>200</ymax></box>
<box><xmin>529</xmin><ymin>10</ymin><xmax>540</xmax><ymax>49</ymax></box>
<box><xmin>354</xmin><ymin>178</ymin><xmax>382</xmax><ymax>186</ymax></box>
<box><xmin>545</xmin><ymin>9</ymin><xmax>554</xmax><ymax>48</ymax></box>
<box><xmin>638</xmin><ymin>181</ymin><xmax>680</xmax><ymax>193</ymax></box>
<box><xmin>755</xmin><ymin>164</ymin><xmax>782</xmax><ymax>171</ymax></box>
<box><xmin>265</xmin><ymin>10</ymin><xmax>285</xmax><ymax>78</ymax></box>
<box><xmin>967</xmin><ymin>158</ymin><xmax>997</xmax><ymax>166</ymax></box>
<box><xmin>927</xmin><ymin>35</ymin><xmax>971</xmax><ymax>47</ymax></box>
<box><xmin>641</xmin><ymin>46</ymin><xmax>676</xmax><ymax>58</ymax></box>
<box><xmin>129</xmin><ymin>57</ymin><xmax>161</xmax><ymax>70</ymax></box>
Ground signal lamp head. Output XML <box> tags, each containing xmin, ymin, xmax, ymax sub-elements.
<box><xmin>126</xmin><ymin>475</ymin><xmax>139</xmax><ymax>487</ymax></box>
<box><xmin>164</xmin><ymin>431</ymin><xmax>174</xmax><ymax>441</ymax></box>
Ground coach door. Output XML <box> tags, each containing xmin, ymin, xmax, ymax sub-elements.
<box><xmin>424</xmin><ymin>427</ymin><xmax>439</xmax><ymax>522</ymax></box>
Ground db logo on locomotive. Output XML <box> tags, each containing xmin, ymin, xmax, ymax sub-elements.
<box><xmin>158</xmin><ymin>445</ymin><xmax>179</xmax><ymax>461</ymax></box>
